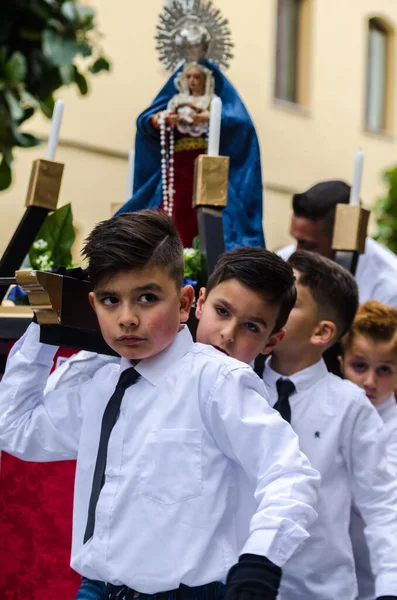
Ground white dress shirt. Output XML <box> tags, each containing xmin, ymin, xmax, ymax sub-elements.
<box><xmin>263</xmin><ymin>358</ymin><xmax>397</xmax><ymax>600</ymax></box>
<box><xmin>0</xmin><ymin>323</ymin><xmax>319</xmax><ymax>593</ymax></box>
<box><xmin>277</xmin><ymin>237</ymin><xmax>397</xmax><ymax>308</ymax></box>
<box><xmin>44</xmin><ymin>350</ymin><xmax>120</xmax><ymax>393</ymax></box>
<box><xmin>350</xmin><ymin>394</ymin><xmax>397</xmax><ymax>600</ymax></box>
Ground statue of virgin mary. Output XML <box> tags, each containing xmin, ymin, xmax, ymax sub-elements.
<box><xmin>117</xmin><ymin>1</ymin><xmax>265</xmax><ymax>250</ymax></box>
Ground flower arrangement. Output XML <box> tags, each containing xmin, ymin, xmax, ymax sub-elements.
<box><xmin>183</xmin><ymin>237</ymin><xmax>202</xmax><ymax>287</ymax></box>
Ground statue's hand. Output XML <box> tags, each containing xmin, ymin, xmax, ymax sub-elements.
<box><xmin>192</xmin><ymin>110</ymin><xmax>210</xmax><ymax>124</ymax></box>
<box><xmin>165</xmin><ymin>113</ymin><xmax>179</xmax><ymax>126</ymax></box>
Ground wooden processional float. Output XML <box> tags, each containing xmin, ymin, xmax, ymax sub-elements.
<box><xmin>0</xmin><ymin>148</ymin><xmax>230</xmax><ymax>355</ymax></box>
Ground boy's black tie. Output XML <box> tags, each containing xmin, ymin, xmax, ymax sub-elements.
<box><xmin>274</xmin><ymin>378</ymin><xmax>295</xmax><ymax>424</ymax></box>
<box><xmin>84</xmin><ymin>367</ymin><xmax>140</xmax><ymax>543</ymax></box>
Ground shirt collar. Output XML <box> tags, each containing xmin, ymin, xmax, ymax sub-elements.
<box><xmin>119</xmin><ymin>326</ymin><xmax>194</xmax><ymax>386</ymax></box>
<box><xmin>263</xmin><ymin>357</ymin><xmax>328</xmax><ymax>394</ymax></box>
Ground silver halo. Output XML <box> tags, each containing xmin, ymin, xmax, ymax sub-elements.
<box><xmin>156</xmin><ymin>0</ymin><xmax>234</xmax><ymax>71</ymax></box>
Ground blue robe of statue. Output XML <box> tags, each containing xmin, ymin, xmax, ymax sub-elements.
<box><xmin>117</xmin><ymin>61</ymin><xmax>265</xmax><ymax>249</ymax></box>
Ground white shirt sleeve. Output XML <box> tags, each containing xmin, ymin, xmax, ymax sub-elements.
<box><xmin>202</xmin><ymin>365</ymin><xmax>320</xmax><ymax>567</ymax></box>
<box><xmin>346</xmin><ymin>392</ymin><xmax>397</xmax><ymax>597</ymax></box>
<box><xmin>386</xmin><ymin>426</ymin><xmax>397</xmax><ymax>478</ymax></box>
<box><xmin>0</xmin><ymin>322</ymin><xmax>86</xmax><ymax>461</ymax></box>
<box><xmin>44</xmin><ymin>351</ymin><xmax>120</xmax><ymax>393</ymax></box>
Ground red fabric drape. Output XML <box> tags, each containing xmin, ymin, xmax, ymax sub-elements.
<box><xmin>162</xmin><ymin>148</ymin><xmax>202</xmax><ymax>248</ymax></box>
<box><xmin>0</xmin><ymin>347</ymin><xmax>80</xmax><ymax>600</ymax></box>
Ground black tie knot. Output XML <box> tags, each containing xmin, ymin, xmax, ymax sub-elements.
<box><xmin>274</xmin><ymin>378</ymin><xmax>295</xmax><ymax>424</ymax></box>
<box><xmin>276</xmin><ymin>378</ymin><xmax>295</xmax><ymax>399</ymax></box>
<box><xmin>117</xmin><ymin>367</ymin><xmax>140</xmax><ymax>390</ymax></box>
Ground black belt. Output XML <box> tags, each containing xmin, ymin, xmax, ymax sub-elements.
<box><xmin>106</xmin><ymin>581</ymin><xmax>223</xmax><ymax>600</ymax></box>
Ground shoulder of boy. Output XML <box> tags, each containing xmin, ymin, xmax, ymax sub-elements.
<box><xmin>329</xmin><ymin>375</ymin><xmax>385</xmax><ymax>434</ymax></box>
<box><xmin>191</xmin><ymin>344</ymin><xmax>268</xmax><ymax>400</ymax></box>
<box><xmin>192</xmin><ymin>342</ymin><xmax>255</xmax><ymax>374</ymax></box>
<box><xmin>325</xmin><ymin>371</ymin><xmax>370</xmax><ymax>406</ymax></box>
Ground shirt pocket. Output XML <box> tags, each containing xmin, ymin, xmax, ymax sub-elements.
<box><xmin>138</xmin><ymin>429</ymin><xmax>203</xmax><ymax>505</ymax></box>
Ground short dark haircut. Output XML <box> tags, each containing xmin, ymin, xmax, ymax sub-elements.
<box><xmin>288</xmin><ymin>250</ymin><xmax>359</xmax><ymax>340</ymax></box>
<box><xmin>293</xmin><ymin>180</ymin><xmax>350</xmax><ymax>237</ymax></box>
<box><xmin>206</xmin><ymin>247</ymin><xmax>297</xmax><ymax>333</ymax></box>
<box><xmin>82</xmin><ymin>209</ymin><xmax>184</xmax><ymax>288</ymax></box>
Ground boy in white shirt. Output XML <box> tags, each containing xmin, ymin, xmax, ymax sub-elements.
<box><xmin>262</xmin><ymin>250</ymin><xmax>397</xmax><ymax>600</ymax></box>
<box><xmin>340</xmin><ymin>301</ymin><xmax>397</xmax><ymax>600</ymax></box>
<box><xmin>0</xmin><ymin>210</ymin><xmax>319</xmax><ymax>600</ymax></box>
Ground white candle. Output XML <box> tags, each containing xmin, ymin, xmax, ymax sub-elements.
<box><xmin>207</xmin><ymin>96</ymin><xmax>222</xmax><ymax>157</ymax></box>
<box><xmin>46</xmin><ymin>99</ymin><xmax>64</xmax><ymax>161</ymax></box>
<box><xmin>125</xmin><ymin>149</ymin><xmax>135</xmax><ymax>201</ymax></box>
<box><xmin>349</xmin><ymin>150</ymin><xmax>364</xmax><ymax>206</ymax></box>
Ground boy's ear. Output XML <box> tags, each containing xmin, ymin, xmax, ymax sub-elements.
<box><xmin>180</xmin><ymin>285</ymin><xmax>195</xmax><ymax>323</ymax></box>
<box><xmin>195</xmin><ymin>287</ymin><xmax>206</xmax><ymax>320</ymax></box>
<box><xmin>260</xmin><ymin>328</ymin><xmax>286</xmax><ymax>356</ymax></box>
<box><xmin>88</xmin><ymin>292</ymin><xmax>97</xmax><ymax>313</ymax></box>
<box><xmin>311</xmin><ymin>320</ymin><xmax>337</xmax><ymax>348</ymax></box>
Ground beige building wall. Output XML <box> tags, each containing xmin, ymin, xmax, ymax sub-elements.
<box><xmin>1</xmin><ymin>0</ymin><xmax>397</xmax><ymax>261</ymax></box>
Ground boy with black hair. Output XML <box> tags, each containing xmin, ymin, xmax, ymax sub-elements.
<box><xmin>277</xmin><ymin>179</ymin><xmax>397</xmax><ymax>307</ymax></box>
<box><xmin>195</xmin><ymin>247</ymin><xmax>296</xmax><ymax>363</ymax></box>
<box><xmin>0</xmin><ymin>211</ymin><xmax>319</xmax><ymax>600</ymax></box>
<box><xmin>263</xmin><ymin>250</ymin><xmax>397</xmax><ymax>600</ymax></box>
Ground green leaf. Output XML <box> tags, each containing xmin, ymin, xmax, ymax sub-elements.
<box><xmin>4</xmin><ymin>90</ymin><xmax>24</xmax><ymax>120</ymax></box>
<box><xmin>73</xmin><ymin>4</ymin><xmax>96</xmax><ymax>29</ymax></box>
<box><xmin>61</xmin><ymin>2</ymin><xmax>78</xmax><ymax>23</ymax></box>
<box><xmin>30</xmin><ymin>204</ymin><xmax>76</xmax><ymax>269</ymax></box>
<box><xmin>74</xmin><ymin>68</ymin><xmax>88</xmax><ymax>94</ymax></box>
<box><xmin>60</xmin><ymin>63</ymin><xmax>74</xmax><ymax>84</ymax></box>
<box><xmin>374</xmin><ymin>165</ymin><xmax>397</xmax><ymax>252</ymax></box>
<box><xmin>18</xmin><ymin>107</ymin><xmax>35</xmax><ymax>125</ymax></box>
<box><xmin>77</xmin><ymin>41</ymin><xmax>92</xmax><ymax>58</ymax></box>
<box><xmin>43</xmin><ymin>30</ymin><xmax>92</xmax><ymax>67</ymax></box>
<box><xmin>20</xmin><ymin>89</ymin><xmax>39</xmax><ymax>109</ymax></box>
<box><xmin>47</xmin><ymin>19</ymin><xmax>65</xmax><ymax>34</ymax></box>
<box><xmin>39</xmin><ymin>94</ymin><xmax>55</xmax><ymax>118</ymax></box>
<box><xmin>5</xmin><ymin>51</ymin><xmax>27</xmax><ymax>83</ymax></box>
<box><xmin>0</xmin><ymin>155</ymin><xmax>12</xmax><ymax>190</ymax></box>
<box><xmin>89</xmin><ymin>56</ymin><xmax>111</xmax><ymax>74</ymax></box>
<box><xmin>10</xmin><ymin>120</ymin><xmax>40</xmax><ymax>147</ymax></box>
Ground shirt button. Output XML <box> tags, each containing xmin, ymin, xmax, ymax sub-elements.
<box><xmin>97</xmin><ymin>530</ymin><xmax>103</xmax><ymax>540</ymax></box>
<box><xmin>108</xmin><ymin>469</ymin><xmax>115</xmax><ymax>477</ymax></box>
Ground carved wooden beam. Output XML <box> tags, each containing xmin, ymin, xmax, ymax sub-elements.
<box><xmin>332</xmin><ymin>204</ymin><xmax>370</xmax><ymax>276</ymax></box>
<box><xmin>193</xmin><ymin>154</ymin><xmax>229</xmax><ymax>279</ymax></box>
<box><xmin>0</xmin><ymin>159</ymin><xmax>64</xmax><ymax>303</ymax></box>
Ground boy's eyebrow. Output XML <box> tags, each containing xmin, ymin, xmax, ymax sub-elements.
<box><xmin>352</xmin><ymin>353</ymin><xmax>395</xmax><ymax>365</ymax></box>
<box><xmin>133</xmin><ymin>283</ymin><xmax>163</xmax><ymax>293</ymax></box>
<box><xmin>215</xmin><ymin>298</ymin><xmax>268</xmax><ymax>328</ymax></box>
<box><xmin>95</xmin><ymin>283</ymin><xmax>163</xmax><ymax>296</ymax></box>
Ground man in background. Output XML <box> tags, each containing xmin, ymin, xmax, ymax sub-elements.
<box><xmin>277</xmin><ymin>180</ymin><xmax>397</xmax><ymax>309</ymax></box>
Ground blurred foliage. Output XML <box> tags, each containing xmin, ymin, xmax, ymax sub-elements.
<box><xmin>29</xmin><ymin>202</ymin><xmax>75</xmax><ymax>270</ymax></box>
<box><xmin>183</xmin><ymin>236</ymin><xmax>202</xmax><ymax>283</ymax></box>
<box><xmin>0</xmin><ymin>0</ymin><xmax>111</xmax><ymax>190</ymax></box>
<box><xmin>374</xmin><ymin>166</ymin><xmax>397</xmax><ymax>255</ymax></box>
